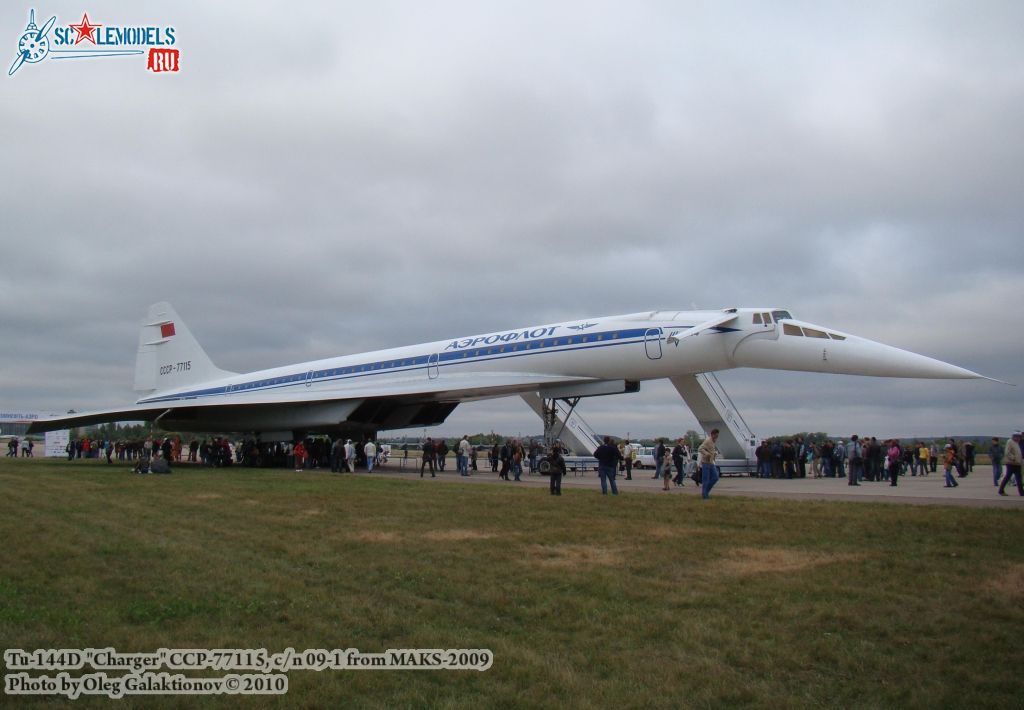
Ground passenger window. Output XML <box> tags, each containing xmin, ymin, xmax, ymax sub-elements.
<box><xmin>803</xmin><ymin>328</ymin><xmax>829</xmax><ymax>339</ymax></box>
<box><xmin>783</xmin><ymin>323</ymin><xmax>804</xmax><ymax>336</ymax></box>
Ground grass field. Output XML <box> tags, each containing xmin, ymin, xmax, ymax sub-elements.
<box><xmin>2</xmin><ymin>457</ymin><xmax>1023</xmax><ymax>708</ymax></box>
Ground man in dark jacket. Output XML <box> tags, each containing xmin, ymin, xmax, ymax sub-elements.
<box><xmin>161</xmin><ymin>438</ymin><xmax>173</xmax><ymax>468</ymax></box>
<box><xmin>593</xmin><ymin>436</ymin><xmax>622</xmax><ymax>495</ymax></box>
<box><xmin>671</xmin><ymin>440</ymin><xmax>687</xmax><ymax>486</ymax></box>
<box><xmin>420</xmin><ymin>438</ymin><xmax>436</xmax><ymax>477</ymax></box>
<box><xmin>549</xmin><ymin>444</ymin><xmax>567</xmax><ymax>496</ymax></box>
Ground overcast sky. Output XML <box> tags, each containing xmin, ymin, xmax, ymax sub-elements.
<box><xmin>2</xmin><ymin>1</ymin><xmax>1021</xmax><ymax>440</ymax></box>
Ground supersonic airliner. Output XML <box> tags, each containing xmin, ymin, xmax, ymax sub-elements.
<box><xmin>27</xmin><ymin>302</ymin><xmax>989</xmax><ymax>438</ymax></box>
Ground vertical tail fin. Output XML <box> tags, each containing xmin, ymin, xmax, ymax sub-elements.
<box><xmin>134</xmin><ymin>302</ymin><xmax>236</xmax><ymax>395</ymax></box>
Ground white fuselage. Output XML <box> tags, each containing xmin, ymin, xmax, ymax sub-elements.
<box><xmin>28</xmin><ymin>305</ymin><xmax>983</xmax><ymax>437</ymax></box>
<box><xmin>138</xmin><ymin>307</ymin><xmax>977</xmax><ymax>408</ymax></box>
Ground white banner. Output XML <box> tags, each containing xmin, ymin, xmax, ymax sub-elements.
<box><xmin>44</xmin><ymin>430</ymin><xmax>70</xmax><ymax>458</ymax></box>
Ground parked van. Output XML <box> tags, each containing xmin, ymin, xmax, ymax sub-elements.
<box><xmin>634</xmin><ymin>446</ymin><xmax>658</xmax><ymax>469</ymax></box>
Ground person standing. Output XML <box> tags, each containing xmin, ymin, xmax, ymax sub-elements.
<box><xmin>330</xmin><ymin>437</ymin><xmax>344</xmax><ymax>473</ymax></box>
<box><xmin>847</xmin><ymin>435</ymin><xmax>862</xmax><ymax>486</ymax></box>
<box><xmin>870</xmin><ymin>438</ymin><xmax>884</xmax><ymax>481</ymax></box>
<box><xmin>661</xmin><ymin>448</ymin><xmax>673</xmax><ymax>491</ymax></box>
<box><xmin>918</xmin><ymin>442</ymin><xmax>930</xmax><ymax>477</ymax></box>
<box><xmin>819</xmin><ymin>440</ymin><xmax>833</xmax><ymax>478</ymax></box>
<box><xmin>420</xmin><ymin>438</ymin><xmax>436</xmax><ymax>478</ymax></box>
<box><xmin>810</xmin><ymin>443</ymin><xmax>821</xmax><ymax>479</ymax></box>
<box><xmin>593</xmin><ymin>436</ymin><xmax>621</xmax><ymax>495</ymax></box>
<box><xmin>782</xmin><ymin>440</ymin><xmax>796</xmax><ymax>479</ymax></box>
<box><xmin>436</xmin><ymin>439</ymin><xmax>449</xmax><ymax>471</ymax></box>
<box><xmin>499</xmin><ymin>441</ymin><xmax>511</xmax><ymax>481</ymax></box>
<box><xmin>998</xmin><ymin>432</ymin><xmax>1023</xmax><ymax>496</ymax></box>
<box><xmin>458</xmin><ymin>436</ymin><xmax>471</xmax><ymax>476</ymax></box>
<box><xmin>364</xmin><ymin>439</ymin><xmax>377</xmax><ymax>472</ymax></box>
<box><xmin>943</xmin><ymin>444</ymin><xmax>959</xmax><ymax>488</ymax></box>
<box><xmin>833</xmin><ymin>440</ymin><xmax>846</xmax><ymax>478</ymax></box>
<box><xmin>344</xmin><ymin>439</ymin><xmax>356</xmax><ymax>472</ymax></box>
<box><xmin>756</xmin><ymin>440</ymin><xmax>771</xmax><ymax>479</ymax></box>
<box><xmin>989</xmin><ymin>437</ymin><xmax>1004</xmax><ymax>487</ymax></box>
<box><xmin>653</xmin><ymin>439</ymin><xmax>667</xmax><ymax>480</ymax></box>
<box><xmin>293</xmin><ymin>440</ymin><xmax>307</xmax><ymax>473</ymax></box>
<box><xmin>622</xmin><ymin>441</ymin><xmax>634</xmax><ymax>480</ymax></box>
<box><xmin>548</xmin><ymin>444</ymin><xmax>566</xmax><ymax>496</ymax></box>
<box><xmin>795</xmin><ymin>437</ymin><xmax>807</xmax><ymax>479</ymax></box>
<box><xmin>955</xmin><ymin>439</ymin><xmax>968</xmax><ymax>477</ymax></box>
<box><xmin>887</xmin><ymin>439</ymin><xmax>902</xmax><ymax>487</ymax></box>
<box><xmin>699</xmin><ymin>429</ymin><xmax>721</xmax><ymax>499</ymax></box>
<box><xmin>671</xmin><ymin>439</ymin><xmax>687</xmax><ymax>487</ymax></box>
<box><xmin>770</xmin><ymin>440</ymin><xmax>783</xmax><ymax>479</ymax></box>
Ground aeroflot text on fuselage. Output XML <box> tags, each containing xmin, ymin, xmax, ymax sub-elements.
<box><xmin>444</xmin><ymin>327</ymin><xmax>561</xmax><ymax>351</ymax></box>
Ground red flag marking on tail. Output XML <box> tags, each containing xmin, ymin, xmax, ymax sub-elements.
<box><xmin>161</xmin><ymin>323</ymin><xmax>176</xmax><ymax>338</ymax></box>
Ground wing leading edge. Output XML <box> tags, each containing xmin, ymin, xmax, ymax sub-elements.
<box><xmin>26</xmin><ymin>371</ymin><xmax>600</xmax><ymax>434</ymax></box>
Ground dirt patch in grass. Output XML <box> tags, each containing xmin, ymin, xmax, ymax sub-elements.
<box><xmin>647</xmin><ymin>524</ymin><xmax>705</xmax><ymax>539</ymax></box>
<box><xmin>985</xmin><ymin>563</ymin><xmax>1024</xmax><ymax>598</ymax></box>
<box><xmin>299</xmin><ymin>508</ymin><xmax>324</xmax><ymax>517</ymax></box>
<box><xmin>191</xmin><ymin>493</ymin><xmax>223</xmax><ymax>500</ymax></box>
<box><xmin>524</xmin><ymin>544</ymin><xmax>624</xmax><ymax>569</ymax></box>
<box><xmin>348</xmin><ymin>531</ymin><xmax>401</xmax><ymax>543</ymax></box>
<box><xmin>716</xmin><ymin>547</ymin><xmax>862</xmax><ymax>576</ymax></box>
<box><xmin>423</xmin><ymin>529</ymin><xmax>495</xmax><ymax>542</ymax></box>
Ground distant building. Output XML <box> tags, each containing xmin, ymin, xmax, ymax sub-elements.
<box><xmin>0</xmin><ymin>411</ymin><xmax>47</xmax><ymax>437</ymax></box>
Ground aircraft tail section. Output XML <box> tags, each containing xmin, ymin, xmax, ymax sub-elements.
<box><xmin>133</xmin><ymin>302</ymin><xmax>237</xmax><ymax>395</ymax></box>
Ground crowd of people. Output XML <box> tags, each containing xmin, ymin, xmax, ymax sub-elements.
<box><xmin>14</xmin><ymin>429</ymin><xmax>1022</xmax><ymax>497</ymax></box>
<box><xmin>5</xmin><ymin>437</ymin><xmax>34</xmax><ymax>457</ymax></box>
<box><xmin>747</xmin><ymin>433</ymin><xmax>1023</xmax><ymax>493</ymax></box>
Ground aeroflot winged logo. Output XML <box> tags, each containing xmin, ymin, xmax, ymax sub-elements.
<box><xmin>9</xmin><ymin>8</ymin><xmax>179</xmax><ymax>77</ymax></box>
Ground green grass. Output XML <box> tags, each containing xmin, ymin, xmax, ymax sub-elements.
<box><xmin>2</xmin><ymin>457</ymin><xmax>1023</xmax><ymax>708</ymax></box>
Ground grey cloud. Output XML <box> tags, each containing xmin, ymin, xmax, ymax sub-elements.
<box><xmin>2</xmin><ymin>1</ymin><xmax>1021</xmax><ymax>434</ymax></box>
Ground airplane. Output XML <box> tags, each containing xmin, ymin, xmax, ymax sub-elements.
<box><xmin>27</xmin><ymin>302</ymin><xmax>992</xmax><ymax>442</ymax></box>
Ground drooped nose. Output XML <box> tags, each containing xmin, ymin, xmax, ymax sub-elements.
<box><xmin>731</xmin><ymin>320</ymin><xmax>984</xmax><ymax>379</ymax></box>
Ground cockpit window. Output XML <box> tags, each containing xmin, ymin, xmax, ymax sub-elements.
<box><xmin>828</xmin><ymin>333</ymin><xmax>846</xmax><ymax>341</ymax></box>
<box><xmin>772</xmin><ymin>310</ymin><xmax>792</xmax><ymax>321</ymax></box>
<box><xmin>763</xmin><ymin>312</ymin><xmax>773</xmax><ymax>324</ymax></box>
<box><xmin>803</xmin><ymin>327</ymin><xmax>829</xmax><ymax>339</ymax></box>
<box><xmin>783</xmin><ymin>323</ymin><xmax>803</xmax><ymax>336</ymax></box>
<box><xmin>752</xmin><ymin>313</ymin><xmax>762</xmax><ymax>324</ymax></box>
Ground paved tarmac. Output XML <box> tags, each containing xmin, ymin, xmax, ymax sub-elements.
<box><xmin>364</xmin><ymin>459</ymin><xmax>1024</xmax><ymax>509</ymax></box>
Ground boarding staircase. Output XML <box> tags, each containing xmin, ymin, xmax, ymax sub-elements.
<box><xmin>522</xmin><ymin>373</ymin><xmax>757</xmax><ymax>473</ymax></box>
<box><xmin>670</xmin><ymin>373</ymin><xmax>756</xmax><ymax>472</ymax></box>
<box><xmin>520</xmin><ymin>393</ymin><xmax>603</xmax><ymax>456</ymax></box>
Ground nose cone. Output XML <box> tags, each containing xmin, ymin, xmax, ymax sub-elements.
<box><xmin>836</xmin><ymin>336</ymin><xmax>982</xmax><ymax>379</ymax></box>
<box><xmin>732</xmin><ymin>320</ymin><xmax>985</xmax><ymax>379</ymax></box>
